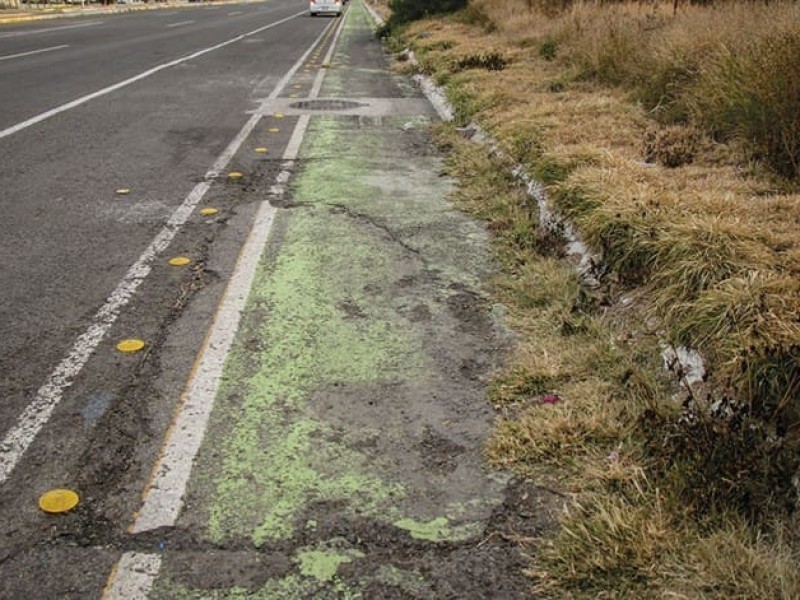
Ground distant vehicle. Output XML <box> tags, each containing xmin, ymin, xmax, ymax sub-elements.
<box><xmin>309</xmin><ymin>0</ymin><xmax>342</xmax><ymax>16</ymax></box>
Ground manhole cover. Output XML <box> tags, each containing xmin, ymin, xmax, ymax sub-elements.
<box><xmin>289</xmin><ymin>99</ymin><xmax>366</xmax><ymax>111</ymax></box>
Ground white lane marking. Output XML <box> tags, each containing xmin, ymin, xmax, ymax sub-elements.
<box><xmin>103</xmin><ymin>553</ymin><xmax>162</xmax><ymax>599</ymax></box>
<box><xmin>128</xmin><ymin>14</ymin><xmax>343</xmax><ymax>536</ymax></box>
<box><xmin>0</xmin><ymin>20</ymin><xmax>102</xmax><ymax>39</ymax></box>
<box><xmin>0</xmin><ymin>11</ymin><xmax>311</xmax><ymax>487</ymax></box>
<box><xmin>159</xmin><ymin>11</ymin><xmax>178</xmax><ymax>16</ymax></box>
<box><xmin>0</xmin><ymin>44</ymin><xmax>68</xmax><ymax>62</ymax></box>
<box><xmin>0</xmin><ymin>10</ymin><xmax>305</xmax><ymax>142</ymax></box>
<box><xmin>106</xmin><ymin>12</ymin><xmax>348</xmax><ymax>599</ymax></box>
<box><xmin>228</xmin><ymin>10</ymin><xmax>243</xmax><ymax>16</ymax></box>
<box><xmin>166</xmin><ymin>20</ymin><xmax>195</xmax><ymax>28</ymax></box>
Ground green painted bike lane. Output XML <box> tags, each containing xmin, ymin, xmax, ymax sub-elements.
<box><xmin>149</xmin><ymin>3</ymin><xmax>532</xmax><ymax>597</ymax></box>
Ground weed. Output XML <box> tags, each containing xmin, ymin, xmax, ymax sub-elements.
<box><xmin>642</xmin><ymin>125</ymin><xmax>698</xmax><ymax>168</ymax></box>
<box><xmin>688</xmin><ymin>30</ymin><xmax>800</xmax><ymax>178</ymax></box>
<box><xmin>531</xmin><ymin>155</ymin><xmax>570</xmax><ymax>185</ymax></box>
<box><xmin>538</xmin><ymin>39</ymin><xmax>557</xmax><ymax>61</ymax></box>
<box><xmin>534</xmin><ymin>482</ymin><xmax>677</xmax><ymax>595</ymax></box>
<box><xmin>451</xmin><ymin>50</ymin><xmax>508</xmax><ymax>73</ymax></box>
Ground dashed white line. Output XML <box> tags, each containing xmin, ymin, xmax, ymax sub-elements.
<box><xmin>0</xmin><ymin>44</ymin><xmax>68</xmax><ymax>62</ymax></box>
<box><xmin>166</xmin><ymin>20</ymin><xmax>195</xmax><ymax>28</ymax></box>
<box><xmin>0</xmin><ymin>10</ymin><xmax>305</xmax><ymax>143</ymax></box>
<box><xmin>228</xmin><ymin>10</ymin><xmax>243</xmax><ymax>16</ymax></box>
<box><xmin>0</xmin><ymin>20</ymin><xmax>101</xmax><ymax>39</ymax></box>
<box><xmin>103</xmin><ymin>553</ymin><xmax>162</xmax><ymax>599</ymax></box>
<box><xmin>0</xmin><ymin>10</ymin><xmax>308</xmax><ymax>484</ymax></box>
<box><xmin>105</xmin><ymin>11</ymin><xmax>348</xmax><ymax>599</ymax></box>
<box><xmin>128</xmin><ymin>13</ymin><xmax>342</xmax><ymax>537</ymax></box>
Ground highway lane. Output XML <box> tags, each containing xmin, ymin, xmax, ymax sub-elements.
<box><xmin>0</xmin><ymin>3</ymin><xmax>341</xmax><ymax>595</ymax></box>
<box><xmin>0</xmin><ymin>1</ymin><xmax>306</xmax><ymax>129</ymax></box>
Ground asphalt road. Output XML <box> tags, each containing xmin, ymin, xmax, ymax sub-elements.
<box><xmin>0</xmin><ymin>2</ymin><xmax>342</xmax><ymax>595</ymax></box>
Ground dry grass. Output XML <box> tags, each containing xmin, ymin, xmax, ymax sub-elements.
<box><xmin>391</xmin><ymin>0</ymin><xmax>800</xmax><ymax>595</ymax></box>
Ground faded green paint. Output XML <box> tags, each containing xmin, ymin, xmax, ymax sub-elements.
<box><xmin>394</xmin><ymin>516</ymin><xmax>483</xmax><ymax>542</ymax></box>
<box><xmin>159</xmin><ymin>1</ymin><xmax>511</xmax><ymax>594</ymax></box>
<box><xmin>320</xmin><ymin>1</ymin><xmax>419</xmax><ymax>100</ymax></box>
<box><xmin>198</xmin><ymin>110</ymin><xmax>496</xmax><ymax>546</ymax></box>
<box><xmin>297</xmin><ymin>549</ymin><xmax>364</xmax><ymax>582</ymax></box>
<box><xmin>205</xmin><ymin>196</ymin><xmax>421</xmax><ymax>543</ymax></box>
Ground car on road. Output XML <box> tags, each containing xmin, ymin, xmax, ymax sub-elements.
<box><xmin>309</xmin><ymin>0</ymin><xmax>342</xmax><ymax>16</ymax></box>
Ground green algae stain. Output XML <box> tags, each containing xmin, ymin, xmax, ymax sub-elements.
<box><xmin>394</xmin><ymin>516</ymin><xmax>483</xmax><ymax>542</ymax></box>
<box><xmin>297</xmin><ymin>549</ymin><xmax>365</xmax><ymax>582</ymax></box>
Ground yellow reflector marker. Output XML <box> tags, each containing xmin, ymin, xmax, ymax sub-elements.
<box><xmin>115</xmin><ymin>189</ymin><xmax>130</xmax><ymax>196</ymax></box>
<box><xmin>169</xmin><ymin>256</ymin><xmax>191</xmax><ymax>267</ymax></box>
<box><xmin>274</xmin><ymin>113</ymin><xmax>284</xmax><ymax>119</ymax></box>
<box><xmin>200</xmin><ymin>207</ymin><xmax>218</xmax><ymax>216</ymax></box>
<box><xmin>228</xmin><ymin>171</ymin><xmax>243</xmax><ymax>179</ymax></box>
<box><xmin>255</xmin><ymin>147</ymin><xmax>268</xmax><ymax>154</ymax></box>
<box><xmin>268</xmin><ymin>127</ymin><xmax>280</xmax><ymax>133</ymax></box>
<box><xmin>39</xmin><ymin>489</ymin><xmax>79</xmax><ymax>514</ymax></box>
<box><xmin>117</xmin><ymin>339</ymin><xmax>145</xmax><ymax>353</ymax></box>
<box><xmin>292</xmin><ymin>84</ymin><xmax>302</xmax><ymax>89</ymax></box>
<box><xmin>290</xmin><ymin>94</ymin><xmax>299</xmax><ymax>98</ymax></box>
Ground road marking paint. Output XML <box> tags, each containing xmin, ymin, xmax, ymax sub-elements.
<box><xmin>105</xmin><ymin>13</ymin><xmax>348</xmax><ymax>598</ymax></box>
<box><xmin>0</xmin><ymin>11</ymin><xmax>306</xmax><ymax>143</ymax></box>
<box><xmin>228</xmin><ymin>10</ymin><xmax>243</xmax><ymax>16</ymax></box>
<box><xmin>116</xmin><ymin>339</ymin><xmax>145</xmax><ymax>354</ymax></box>
<box><xmin>104</xmin><ymin>553</ymin><xmax>162</xmax><ymax>599</ymax></box>
<box><xmin>0</xmin><ymin>20</ymin><xmax>101</xmax><ymax>39</ymax></box>
<box><xmin>122</xmin><ymin>9</ymin><xmax>342</xmax><ymax>537</ymax></box>
<box><xmin>0</xmin><ymin>44</ymin><xmax>68</xmax><ymax>63</ymax></box>
<box><xmin>166</xmin><ymin>20</ymin><xmax>195</xmax><ymax>28</ymax></box>
<box><xmin>38</xmin><ymin>488</ymin><xmax>80</xmax><ymax>513</ymax></box>
<box><xmin>199</xmin><ymin>207</ymin><xmax>218</xmax><ymax>216</ymax></box>
<box><xmin>168</xmin><ymin>256</ymin><xmax>191</xmax><ymax>267</ymax></box>
<box><xmin>0</xmin><ymin>10</ymin><xmax>324</xmax><ymax>488</ymax></box>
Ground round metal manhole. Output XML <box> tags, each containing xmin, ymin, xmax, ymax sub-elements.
<box><xmin>289</xmin><ymin>99</ymin><xmax>366</xmax><ymax>111</ymax></box>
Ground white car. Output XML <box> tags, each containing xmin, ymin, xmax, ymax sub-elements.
<box><xmin>309</xmin><ymin>0</ymin><xmax>342</xmax><ymax>16</ymax></box>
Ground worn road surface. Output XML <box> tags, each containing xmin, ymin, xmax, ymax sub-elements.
<box><xmin>0</xmin><ymin>1</ymin><xmax>550</xmax><ymax>597</ymax></box>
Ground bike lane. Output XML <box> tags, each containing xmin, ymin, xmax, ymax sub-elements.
<box><xmin>109</xmin><ymin>2</ymin><xmax>537</xmax><ymax>597</ymax></box>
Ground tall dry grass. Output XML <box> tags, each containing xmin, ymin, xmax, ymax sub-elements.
<box><xmin>388</xmin><ymin>0</ymin><xmax>800</xmax><ymax>594</ymax></box>
<box><xmin>473</xmin><ymin>0</ymin><xmax>800</xmax><ymax>176</ymax></box>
